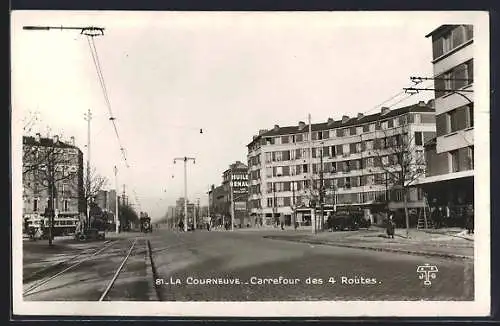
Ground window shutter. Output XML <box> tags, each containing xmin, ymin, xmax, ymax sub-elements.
<box><xmin>456</xmin><ymin>106</ymin><xmax>468</xmax><ymax>130</ymax></box>
<box><xmin>432</xmin><ymin>38</ymin><xmax>444</xmax><ymax>59</ymax></box>
<box><xmin>466</xmin><ymin>60</ymin><xmax>473</xmax><ymax>84</ymax></box>
<box><xmin>435</xmin><ymin>76</ymin><xmax>446</xmax><ymax>98</ymax></box>
<box><xmin>454</xmin><ymin>64</ymin><xmax>468</xmax><ymax>89</ymax></box>
<box><xmin>436</xmin><ymin>114</ymin><xmax>447</xmax><ymax>136</ymax></box>
<box><xmin>452</xmin><ymin>26</ymin><xmax>465</xmax><ymax>48</ymax></box>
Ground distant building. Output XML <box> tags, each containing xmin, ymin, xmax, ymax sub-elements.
<box><xmin>175</xmin><ymin>197</ymin><xmax>196</xmax><ymax>225</ymax></box>
<box><xmin>209</xmin><ymin>184</ymin><xmax>228</xmax><ymax>226</ymax></box>
<box><xmin>222</xmin><ymin>161</ymin><xmax>249</xmax><ymax>228</ymax></box>
<box><xmin>95</xmin><ymin>190</ymin><xmax>109</xmax><ymax>212</ymax></box>
<box><xmin>22</xmin><ymin>133</ymin><xmax>85</xmax><ymax>235</ymax></box>
<box><xmin>108</xmin><ymin>189</ymin><xmax>117</xmax><ymax>214</ymax></box>
<box><xmin>420</xmin><ymin>25</ymin><xmax>474</xmax><ymax>225</ymax></box>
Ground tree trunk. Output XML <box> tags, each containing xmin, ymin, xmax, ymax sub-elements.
<box><xmin>403</xmin><ymin>188</ymin><xmax>410</xmax><ymax>238</ymax></box>
<box><xmin>48</xmin><ymin>181</ymin><xmax>54</xmax><ymax>246</ymax></box>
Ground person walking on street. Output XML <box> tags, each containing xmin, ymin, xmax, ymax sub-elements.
<box><xmin>386</xmin><ymin>211</ymin><xmax>395</xmax><ymax>239</ymax></box>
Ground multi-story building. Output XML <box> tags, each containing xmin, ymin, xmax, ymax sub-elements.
<box><xmin>208</xmin><ymin>184</ymin><xmax>228</xmax><ymax>226</ymax></box>
<box><xmin>222</xmin><ymin>161</ymin><xmax>249</xmax><ymax>228</ymax></box>
<box><xmin>22</xmin><ymin>133</ymin><xmax>85</xmax><ymax>235</ymax></box>
<box><xmin>95</xmin><ymin>190</ymin><xmax>110</xmax><ymax>212</ymax></box>
<box><xmin>419</xmin><ymin>25</ymin><xmax>474</xmax><ymax>224</ymax></box>
<box><xmin>247</xmin><ymin>101</ymin><xmax>436</xmax><ymax>227</ymax></box>
<box><xmin>175</xmin><ymin>197</ymin><xmax>196</xmax><ymax>226</ymax></box>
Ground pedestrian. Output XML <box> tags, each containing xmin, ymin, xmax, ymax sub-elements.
<box><xmin>386</xmin><ymin>211</ymin><xmax>395</xmax><ymax>239</ymax></box>
<box><xmin>466</xmin><ymin>205</ymin><xmax>474</xmax><ymax>235</ymax></box>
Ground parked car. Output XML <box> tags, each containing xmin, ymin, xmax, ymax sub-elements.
<box><xmin>327</xmin><ymin>210</ymin><xmax>370</xmax><ymax>231</ymax></box>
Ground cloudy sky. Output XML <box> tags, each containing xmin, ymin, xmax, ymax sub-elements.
<box><xmin>11</xmin><ymin>11</ymin><xmax>481</xmax><ymax>220</ymax></box>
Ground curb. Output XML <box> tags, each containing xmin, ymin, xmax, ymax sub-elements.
<box><xmin>422</xmin><ymin>230</ymin><xmax>474</xmax><ymax>242</ymax></box>
<box><xmin>264</xmin><ymin>236</ymin><xmax>473</xmax><ymax>260</ymax></box>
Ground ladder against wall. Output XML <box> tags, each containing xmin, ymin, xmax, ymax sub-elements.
<box><xmin>417</xmin><ymin>196</ymin><xmax>433</xmax><ymax>230</ymax></box>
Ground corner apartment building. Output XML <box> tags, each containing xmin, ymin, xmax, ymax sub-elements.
<box><xmin>247</xmin><ymin>102</ymin><xmax>436</xmax><ymax>227</ymax></box>
<box><xmin>22</xmin><ymin>133</ymin><xmax>85</xmax><ymax>235</ymax></box>
<box><xmin>420</xmin><ymin>25</ymin><xmax>474</xmax><ymax>221</ymax></box>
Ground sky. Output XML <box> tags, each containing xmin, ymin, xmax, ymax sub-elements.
<box><xmin>11</xmin><ymin>11</ymin><xmax>482</xmax><ymax>221</ymax></box>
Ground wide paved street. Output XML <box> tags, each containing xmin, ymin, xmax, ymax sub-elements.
<box><xmin>23</xmin><ymin>229</ymin><xmax>474</xmax><ymax>301</ymax></box>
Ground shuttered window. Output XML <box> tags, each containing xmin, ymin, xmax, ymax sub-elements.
<box><xmin>436</xmin><ymin>114</ymin><xmax>448</xmax><ymax>136</ymax></box>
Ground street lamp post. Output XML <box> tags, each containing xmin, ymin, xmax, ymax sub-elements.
<box><xmin>114</xmin><ymin>165</ymin><xmax>119</xmax><ymax>233</ymax></box>
<box><xmin>174</xmin><ymin>157</ymin><xmax>196</xmax><ymax>232</ymax></box>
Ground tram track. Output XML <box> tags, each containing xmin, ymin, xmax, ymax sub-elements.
<box><xmin>23</xmin><ymin>239</ymin><xmax>119</xmax><ymax>297</ymax></box>
<box><xmin>23</xmin><ymin>237</ymin><xmax>149</xmax><ymax>300</ymax></box>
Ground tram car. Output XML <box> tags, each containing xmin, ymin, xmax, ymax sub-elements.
<box><xmin>140</xmin><ymin>212</ymin><xmax>153</xmax><ymax>233</ymax></box>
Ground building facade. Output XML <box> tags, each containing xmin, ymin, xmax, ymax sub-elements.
<box><xmin>208</xmin><ymin>184</ymin><xmax>228</xmax><ymax>226</ymax></box>
<box><xmin>175</xmin><ymin>197</ymin><xmax>196</xmax><ymax>226</ymax></box>
<box><xmin>247</xmin><ymin>102</ymin><xmax>436</xmax><ymax>228</ymax></box>
<box><xmin>22</xmin><ymin>134</ymin><xmax>85</xmax><ymax>235</ymax></box>
<box><xmin>222</xmin><ymin>161</ymin><xmax>249</xmax><ymax>228</ymax></box>
<box><xmin>420</xmin><ymin>25</ymin><xmax>474</xmax><ymax>226</ymax></box>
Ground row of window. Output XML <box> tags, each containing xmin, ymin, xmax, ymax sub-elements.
<box><xmin>264</xmin><ymin>173</ymin><xmax>407</xmax><ymax>194</ymax></box>
<box><xmin>432</xmin><ymin>25</ymin><xmax>473</xmax><ymax>60</ymax></box>
<box><xmin>436</xmin><ymin>104</ymin><xmax>474</xmax><ymax>137</ymax></box>
<box><xmin>29</xmin><ymin>198</ymin><xmax>72</xmax><ymax>212</ymax></box>
<box><xmin>434</xmin><ymin>60</ymin><xmax>473</xmax><ymax>98</ymax></box>
<box><xmin>260</xmin><ymin>132</ymin><xmax>430</xmax><ymax>165</ymax></box>
<box><xmin>263</xmin><ymin>188</ymin><xmax>423</xmax><ymax>207</ymax></box>
<box><xmin>258</xmin><ymin>113</ymin><xmax>433</xmax><ymax>148</ymax></box>
<box><xmin>264</xmin><ymin>150</ymin><xmax>425</xmax><ymax>178</ymax></box>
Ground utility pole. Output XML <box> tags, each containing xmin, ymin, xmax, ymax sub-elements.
<box><xmin>319</xmin><ymin>144</ymin><xmax>324</xmax><ymax>231</ymax></box>
<box><xmin>272</xmin><ymin>181</ymin><xmax>276</xmax><ymax>228</ymax></box>
<box><xmin>230</xmin><ymin>171</ymin><xmax>235</xmax><ymax>231</ymax></box>
<box><xmin>291</xmin><ymin>180</ymin><xmax>296</xmax><ymax>228</ymax></box>
<box><xmin>84</xmin><ymin>109</ymin><xmax>92</xmax><ymax>228</ymax></box>
<box><xmin>308</xmin><ymin>113</ymin><xmax>315</xmax><ymax>234</ymax></box>
<box><xmin>207</xmin><ymin>185</ymin><xmax>211</xmax><ymax>224</ymax></box>
<box><xmin>196</xmin><ymin>198</ymin><xmax>200</xmax><ymax>229</ymax></box>
<box><xmin>174</xmin><ymin>157</ymin><xmax>196</xmax><ymax>232</ymax></box>
<box><xmin>114</xmin><ymin>165</ymin><xmax>119</xmax><ymax>233</ymax></box>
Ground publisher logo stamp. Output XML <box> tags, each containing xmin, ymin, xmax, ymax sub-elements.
<box><xmin>417</xmin><ymin>264</ymin><xmax>439</xmax><ymax>286</ymax></box>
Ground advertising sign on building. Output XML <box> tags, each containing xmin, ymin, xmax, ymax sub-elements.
<box><xmin>235</xmin><ymin>201</ymin><xmax>247</xmax><ymax>211</ymax></box>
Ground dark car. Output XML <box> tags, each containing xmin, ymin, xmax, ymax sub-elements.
<box><xmin>327</xmin><ymin>210</ymin><xmax>370</xmax><ymax>231</ymax></box>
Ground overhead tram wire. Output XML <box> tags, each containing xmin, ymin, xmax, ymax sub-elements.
<box><xmin>85</xmin><ymin>35</ymin><xmax>130</xmax><ymax>168</ymax></box>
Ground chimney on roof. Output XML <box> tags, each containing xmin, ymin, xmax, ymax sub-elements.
<box><xmin>418</xmin><ymin>100</ymin><xmax>426</xmax><ymax>107</ymax></box>
<box><xmin>357</xmin><ymin>113</ymin><xmax>364</xmax><ymax>120</ymax></box>
<box><xmin>35</xmin><ymin>133</ymin><xmax>41</xmax><ymax>142</ymax></box>
<box><xmin>258</xmin><ymin>129</ymin><xmax>268</xmax><ymax>135</ymax></box>
<box><xmin>381</xmin><ymin>107</ymin><xmax>390</xmax><ymax>115</ymax></box>
<box><xmin>70</xmin><ymin>136</ymin><xmax>75</xmax><ymax>146</ymax></box>
<box><xmin>273</xmin><ymin>124</ymin><xmax>279</xmax><ymax>131</ymax></box>
<box><xmin>53</xmin><ymin>135</ymin><xmax>59</xmax><ymax>144</ymax></box>
<box><xmin>327</xmin><ymin>117</ymin><xmax>334</xmax><ymax>125</ymax></box>
<box><xmin>298</xmin><ymin>121</ymin><xmax>306</xmax><ymax>130</ymax></box>
<box><xmin>341</xmin><ymin>115</ymin><xmax>349</xmax><ymax>124</ymax></box>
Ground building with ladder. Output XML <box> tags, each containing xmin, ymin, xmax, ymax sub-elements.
<box><xmin>418</xmin><ymin>25</ymin><xmax>474</xmax><ymax>229</ymax></box>
<box><xmin>247</xmin><ymin>101</ymin><xmax>436</xmax><ymax>228</ymax></box>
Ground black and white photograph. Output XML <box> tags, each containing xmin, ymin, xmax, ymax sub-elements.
<box><xmin>11</xmin><ymin>10</ymin><xmax>490</xmax><ymax>317</ymax></box>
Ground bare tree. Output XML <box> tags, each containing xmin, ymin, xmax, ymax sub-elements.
<box><xmin>83</xmin><ymin>166</ymin><xmax>109</xmax><ymax>213</ymax></box>
<box><xmin>23</xmin><ymin>136</ymin><xmax>80</xmax><ymax>246</ymax></box>
<box><xmin>373</xmin><ymin>123</ymin><xmax>426</xmax><ymax>237</ymax></box>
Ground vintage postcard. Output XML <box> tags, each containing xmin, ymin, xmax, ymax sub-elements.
<box><xmin>11</xmin><ymin>10</ymin><xmax>490</xmax><ymax>317</ymax></box>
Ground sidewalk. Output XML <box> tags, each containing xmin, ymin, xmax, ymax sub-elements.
<box><xmin>264</xmin><ymin>227</ymin><xmax>474</xmax><ymax>260</ymax></box>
